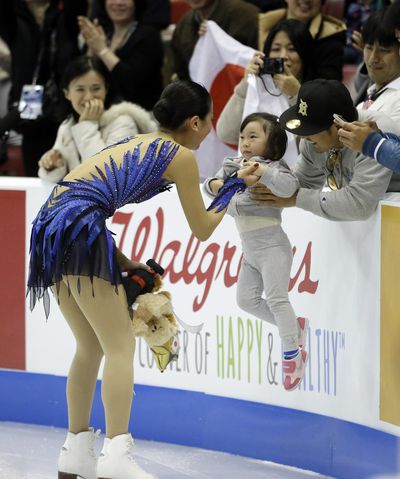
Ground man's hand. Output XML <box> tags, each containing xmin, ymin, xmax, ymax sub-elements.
<box><xmin>249</xmin><ymin>183</ymin><xmax>297</xmax><ymax>207</ymax></box>
<box><xmin>351</xmin><ymin>30</ymin><xmax>364</xmax><ymax>53</ymax></box>
<box><xmin>337</xmin><ymin>120</ymin><xmax>379</xmax><ymax>152</ymax></box>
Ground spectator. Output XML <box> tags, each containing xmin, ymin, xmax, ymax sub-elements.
<box><xmin>337</xmin><ymin>1</ymin><xmax>400</xmax><ymax>171</ymax></box>
<box><xmin>91</xmin><ymin>0</ymin><xmax>170</xmax><ymax>30</ymax></box>
<box><xmin>38</xmin><ymin>56</ymin><xmax>156</xmax><ymax>182</ymax></box>
<box><xmin>170</xmin><ymin>0</ymin><xmax>260</xmax><ymax>80</ymax></box>
<box><xmin>216</xmin><ymin>19</ymin><xmax>314</xmax><ymax>148</ymax></box>
<box><xmin>356</xmin><ymin>8</ymin><xmax>400</xmax><ymax>111</ymax></box>
<box><xmin>343</xmin><ymin>0</ymin><xmax>374</xmax><ymax>64</ymax></box>
<box><xmin>258</xmin><ymin>0</ymin><xmax>346</xmax><ymax>80</ymax></box>
<box><xmin>78</xmin><ymin>0</ymin><xmax>163</xmax><ymax>110</ymax></box>
<box><xmin>251</xmin><ymin>79</ymin><xmax>400</xmax><ymax>220</ymax></box>
<box><xmin>353</xmin><ymin>8</ymin><xmax>400</xmax><ymax>121</ymax></box>
<box><xmin>0</xmin><ymin>0</ymin><xmax>87</xmax><ymax>176</ymax></box>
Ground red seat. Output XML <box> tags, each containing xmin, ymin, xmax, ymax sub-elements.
<box><xmin>0</xmin><ymin>145</ymin><xmax>26</xmax><ymax>177</ymax></box>
<box><xmin>322</xmin><ymin>0</ymin><xmax>345</xmax><ymax>20</ymax></box>
<box><xmin>170</xmin><ymin>0</ymin><xmax>191</xmax><ymax>25</ymax></box>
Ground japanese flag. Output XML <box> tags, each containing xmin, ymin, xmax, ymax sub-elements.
<box><xmin>189</xmin><ymin>21</ymin><xmax>254</xmax><ymax>179</ymax></box>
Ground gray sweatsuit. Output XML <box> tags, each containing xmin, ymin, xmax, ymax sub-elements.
<box><xmin>204</xmin><ymin>156</ymin><xmax>301</xmax><ymax>352</ymax></box>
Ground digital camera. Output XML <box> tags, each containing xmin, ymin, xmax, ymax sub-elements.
<box><xmin>260</xmin><ymin>57</ymin><xmax>284</xmax><ymax>75</ymax></box>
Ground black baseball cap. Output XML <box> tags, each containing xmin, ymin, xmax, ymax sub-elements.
<box><xmin>279</xmin><ymin>79</ymin><xmax>357</xmax><ymax>136</ymax></box>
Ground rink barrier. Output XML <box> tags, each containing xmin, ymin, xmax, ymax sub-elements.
<box><xmin>1</xmin><ymin>179</ymin><xmax>400</xmax><ymax>479</ymax></box>
<box><xmin>0</xmin><ymin>369</ymin><xmax>399</xmax><ymax>479</ymax></box>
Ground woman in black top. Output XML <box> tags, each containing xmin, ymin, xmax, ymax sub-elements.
<box><xmin>0</xmin><ymin>0</ymin><xmax>86</xmax><ymax>176</ymax></box>
<box><xmin>78</xmin><ymin>0</ymin><xmax>164</xmax><ymax>111</ymax></box>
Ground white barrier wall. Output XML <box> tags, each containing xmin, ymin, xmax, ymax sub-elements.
<box><xmin>1</xmin><ymin>178</ymin><xmax>400</xmax><ymax>478</ymax></box>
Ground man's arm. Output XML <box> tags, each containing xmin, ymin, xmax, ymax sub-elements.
<box><xmin>249</xmin><ymin>141</ymin><xmax>324</xmax><ymax>206</ymax></box>
<box><xmin>363</xmin><ymin>132</ymin><xmax>400</xmax><ymax>173</ymax></box>
<box><xmin>296</xmin><ymin>150</ymin><xmax>393</xmax><ymax>221</ymax></box>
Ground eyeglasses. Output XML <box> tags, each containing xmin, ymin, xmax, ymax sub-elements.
<box><xmin>326</xmin><ymin>149</ymin><xmax>342</xmax><ymax>190</ymax></box>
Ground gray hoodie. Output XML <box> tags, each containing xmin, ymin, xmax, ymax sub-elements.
<box><xmin>204</xmin><ymin>155</ymin><xmax>299</xmax><ymax>221</ymax></box>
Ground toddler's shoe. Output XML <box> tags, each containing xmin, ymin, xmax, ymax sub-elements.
<box><xmin>282</xmin><ymin>349</ymin><xmax>308</xmax><ymax>392</ymax></box>
<box><xmin>297</xmin><ymin>317</ymin><xmax>309</xmax><ymax>349</ymax></box>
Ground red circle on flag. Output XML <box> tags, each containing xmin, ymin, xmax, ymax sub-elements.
<box><xmin>210</xmin><ymin>63</ymin><xmax>245</xmax><ymax>148</ymax></box>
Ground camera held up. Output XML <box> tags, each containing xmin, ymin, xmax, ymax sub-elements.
<box><xmin>260</xmin><ymin>57</ymin><xmax>284</xmax><ymax>76</ymax></box>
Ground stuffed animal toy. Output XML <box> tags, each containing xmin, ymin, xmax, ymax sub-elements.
<box><xmin>132</xmin><ymin>291</ymin><xmax>180</xmax><ymax>372</ymax></box>
<box><xmin>125</xmin><ymin>259</ymin><xmax>180</xmax><ymax>372</ymax></box>
<box><xmin>132</xmin><ymin>290</ymin><xmax>178</xmax><ymax>347</ymax></box>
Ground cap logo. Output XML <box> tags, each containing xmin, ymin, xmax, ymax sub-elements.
<box><xmin>286</xmin><ymin>119</ymin><xmax>301</xmax><ymax>129</ymax></box>
<box><xmin>298</xmin><ymin>99</ymin><xmax>308</xmax><ymax>116</ymax></box>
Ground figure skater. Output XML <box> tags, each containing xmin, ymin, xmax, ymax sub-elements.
<box><xmin>204</xmin><ymin>112</ymin><xmax>309</xmax><ymax>392</ymax></box>
<box><xmin>27</xmin><ymin>80</ymin><xmax>260</xmax><ymax>479</ymax></box>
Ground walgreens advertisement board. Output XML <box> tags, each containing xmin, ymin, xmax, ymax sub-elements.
<box><xmin>19</xmin><ymin>180</ymin><xmax>399</xmax><ymax>438</ymax></box>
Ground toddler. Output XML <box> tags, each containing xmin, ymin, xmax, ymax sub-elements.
<box><xmin>204</xmin><ymin>112</ymin><xmax>309</xmax><ymax>391</ymax></box>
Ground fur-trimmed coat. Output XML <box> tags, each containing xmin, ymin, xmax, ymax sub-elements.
<box><xmin>38</xmin><ymin>101</ymin><xmax>157</xmax><ymax>182</ymax></box>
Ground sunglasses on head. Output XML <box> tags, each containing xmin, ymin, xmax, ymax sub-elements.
<box><xmin>326</xmin><ymin>149</ymin><xmax>342</xmax><ymax>190</ymax></box>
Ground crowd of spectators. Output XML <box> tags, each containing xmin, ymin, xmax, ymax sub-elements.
<box><xmin>0</xmin><ymin>0</ymin><xmax>399</xmax><ymax>194</ymax></box>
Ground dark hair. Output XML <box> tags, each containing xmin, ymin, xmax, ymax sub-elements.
<box><xmin>362</xmin><ymin>7</ymin><xmax>397</xmax><ymax>47</ymax></box>
<box><xmin>383</xmin><ymin>1</ymin><xmax>400</xmax><ymax>32</ymax></box>
<box><xmin>240</xmin><ymin>112</ymin><xmax>287</xmax><ymax>161</ymax></box>
<box><xmin>92</xmin><ymin>0</ymin><xmax>146</xmax><ymax>33</ymax></box>
<box><xmin>263</xmin><ymin>19</ymin><xmax>315</xmax><ymax>81</ymax></box>
<box><xmin>59</xmin><ymin>56</ymin><xmax>111</xmax><ymax>121</ymax></box>
<box><xmin>153</xmin><ymin>80</ymin><xmax>211</xmax><ymax>130</ymax></box>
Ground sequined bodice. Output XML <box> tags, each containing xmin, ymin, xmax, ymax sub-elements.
<box><xmin>31</xmin><ymin>136</ymin><xmax>179</xmax><ymax>250</ymax></box>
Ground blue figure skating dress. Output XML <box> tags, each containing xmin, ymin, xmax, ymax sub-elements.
<box><xmin>27</xmin><ymin>135</ymin><xmax>179</xmax><ymax>317</ymax></box>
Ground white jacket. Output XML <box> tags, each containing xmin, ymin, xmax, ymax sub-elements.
<box><xmin>356</xmin><ymin>77</ymin><xmax>400</xmax><ymax>125</ymax></box>
<box><xmin>38</xmin><ymin>101</ymin><xmax>157</xmax><ymax>182</ymax></box>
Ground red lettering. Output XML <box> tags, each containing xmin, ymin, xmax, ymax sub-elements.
<box><xmin>131</xmin><ymin>216</ymin><xmax>151</xmax><ymax>261</ymax></box>
<box><xmin>112</xmin><ymin>207</ymin><xmax>319</xmax><ymax>312</ymax></box>
<box><xmin>152</xmin><ymin>208</ymin><xmax>164</xmax><ymax>262</ymax></box>
<box><xmin>181</xmin><ymin>234</ymin><xmax>200</xmax><ymax>284</ymax></box>
<box><xmin>159</xmin><ymin>240</ymin><xmax>183</xmax><ymax>283</ymax></box>
<box><xmin>215</xmin><ymin>242</ymin><xmax>242</xmax><ymax>287</ymax></box>
<box><xmin>289</xmin><ymin>242</ymin><xmax>319</xmax><ymax>294</ymax></box>
<box><xmin>112</xmin><ymin>211</ymin><xmax>133</xmax><ymax>251</ymax></box>
<box><xmin>193</xmin><ymin>243</ymin><xmax>220</xmax><ymax>311</ymax></box>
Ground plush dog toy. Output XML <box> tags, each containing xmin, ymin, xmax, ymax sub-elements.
<box><xmin>124</xmin><ymin>259</ymin><xmax>180</xmax><ymax>372</ymax></box>
<box><xmin>132</xmin><ymin>290</ymin><xmax>178</xmax><ymax>347</ymax></box>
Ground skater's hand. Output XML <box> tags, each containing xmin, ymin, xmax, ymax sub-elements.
<box><xmin>120</xmin><ymin>259</ymin><xmax>152</xmax><ymax>274</ymax></box>
<box><xmin>249</xmin><ymin>183</ymin><xmax>297</xmax><ymax>207</ymax></box>
<box><xmin>237</xmin><ymin>162</ymin><xmax>262</xmax><ymax>186</ymax></box>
